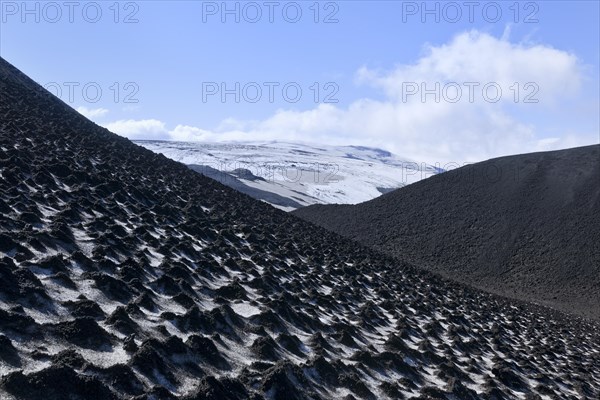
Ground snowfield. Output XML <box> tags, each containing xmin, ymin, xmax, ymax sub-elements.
<box><xmin>135</xmin><ymin>140</ymin><xmax>442</xmax><ymax>210</ymax></box>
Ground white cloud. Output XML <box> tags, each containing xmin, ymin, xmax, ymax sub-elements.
<box><xmin>169</xmin><ymin>125</ymin><xmax>216</xmax><ymax>142</ymax></box>
<box><xmin>104</xmin><ymin>119</ymin><xmax>167</xmax><ymax>140</ymax></box>
<box><xmin>76</xmin><ymin>106</ymin><xmax>109</xmax><ymax>119</ymax></box>
<box><xmin>356</xmin><ymin>30</ymin><xmax>581</xmax><ymax>104</ymax></box>
<box><xmin>103</xmin><ymin>30</ymin><xmax>591</xmax><ymax>165</ymax></box>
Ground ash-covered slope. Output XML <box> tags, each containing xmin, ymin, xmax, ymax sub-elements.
<box><xmin>1</xmin><ymin>56</ymin><xmax>599</xmax><ymax>400</ymax></box>
<box><xmin>294</xmin><ymin>146</ymin><xmax>600</xmax><ymax>320</ymax></box>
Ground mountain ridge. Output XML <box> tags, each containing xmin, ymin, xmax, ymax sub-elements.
<box><xmin>1</xmin><ymin>56</ymin><xmax>599</xmax><ymax>399</ymax></box>
<box><xmin>135</xmin><ymin>140</ymin><xmax>441</xmax><ymax>210</ymax></box>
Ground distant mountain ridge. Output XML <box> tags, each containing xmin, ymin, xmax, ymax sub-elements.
<box><xmin>187</xmin><ymin>164</ymin><xmax>305</xmax><ymax>209</ymax></box>
<box><xmin>135</xmin><ymin>140</ymin><xmax>441</xmax><ymax>210</ymax></box>
<box><xmin>294</xmin><ymin>145</ymin><xmax>600</xmax><ymax>320</ymax></box>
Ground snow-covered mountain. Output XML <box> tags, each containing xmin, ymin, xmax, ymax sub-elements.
<box><xmin>135</xmin><ymin>141</ymin><xmax>441</xmax><ymax>210</ymax></box>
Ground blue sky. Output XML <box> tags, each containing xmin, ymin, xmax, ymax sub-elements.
<box><xmin>1</xmin><ymin>0</ymin><xmax>598</xmax><ymax>164</ymax></box>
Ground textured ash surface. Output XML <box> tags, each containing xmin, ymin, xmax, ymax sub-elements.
<box><xmin>294</xmin><ymin>145</ymin><xmax>600</xmax><ymax>320</ymax></box>
<box><xmin>1</xmin><ymin>56</ymin><xmax>600</xmax><ymax>399</ymax></box>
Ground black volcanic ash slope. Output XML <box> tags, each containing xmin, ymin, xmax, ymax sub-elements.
<box><xmin>294</xmin><ymin>145</ymin><xmax>600</xmax><ymax>320</ymax></box>
<box><xmin>0</xmin><ymin>56</ymin><xmax>599</xmax><ymax>400</ymax></box>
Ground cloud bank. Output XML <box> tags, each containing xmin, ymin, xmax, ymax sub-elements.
<box><xmin>101</xmin><ymin>31</ymin><xmax>592</xmax><ymax>164</ymax></box>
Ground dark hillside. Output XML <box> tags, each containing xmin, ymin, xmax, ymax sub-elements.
<box><xmin>294</xmin><ymin>145</ymin><xmax>600</xmax><ymax>320</ymax></box>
